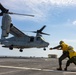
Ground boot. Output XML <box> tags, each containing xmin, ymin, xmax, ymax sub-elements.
<box><xmin>57</xmin><ymin>67</ymin><xmax>62</xmax><ymax>70</ymax></box>
<box><xmin>64</xmin><ymin>67</ymin><xmax>67</xmax><ymax>71</ymax></box>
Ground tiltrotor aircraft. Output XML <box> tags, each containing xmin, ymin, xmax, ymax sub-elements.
<box><xmin>0</xmin><ymin>3</ymin><xmax>49</xmax><ymax>52</ymax></box>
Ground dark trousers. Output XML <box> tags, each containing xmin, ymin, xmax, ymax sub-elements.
<box><xmin>58</xmin><ymin>51</ymin><xmax>69</xmax><ymax>68</ymax></box>
<box><xmin>66</xmin><ymin>56</ymin><xmax>76</xmax><ymax>68</ymax></box>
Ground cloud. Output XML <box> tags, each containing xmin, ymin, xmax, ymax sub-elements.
<box><xmin>62</xmin><ymin>39</ymin><xmax>76</xmax><ymax>43</ymax></box>
<box><xmin>0</xmin><ymin>0</ymin><xmax>51</xmax><ymax>22</ymax></box>
<box><xmin>49</xmin><ymin>0</ymin><xmax>76</xmax><ymax>6</ymax></box>
<box><xmin>72</xmin><ymin>20</ymin><xmax>76</xmax><ymax>25</ymax></box>
<box><xmin>1</xmin><ymin>0</ymin><xmax>76</xmax><ymax>22</ymax></box>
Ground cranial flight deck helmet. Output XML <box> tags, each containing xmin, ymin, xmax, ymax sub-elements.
<box><xmin>59</xmin><ymin>40</ymin><xmax>64</xmax><ymax>44</ymax></box>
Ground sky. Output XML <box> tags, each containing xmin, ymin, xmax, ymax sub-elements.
<box><xmin>0</xmin><ymin>0</ymin><xmax>76</xmax><ymax>57</ymax></box>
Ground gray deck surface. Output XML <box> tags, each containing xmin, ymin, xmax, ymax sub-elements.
<box><xmin>0</xmin><ymin>57</ymin><xmax>76</xmax><ymax>75</ymax></box>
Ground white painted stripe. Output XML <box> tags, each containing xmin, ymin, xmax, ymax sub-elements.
<box><xmin>0</xmin><ymin>65</ymin><xmax>76</xmax><ymax>73</ymax></box>
<box><xmin>0</xmin><ymin>65</ymin><xmax>42</xmax><ymax>71</ymax></box>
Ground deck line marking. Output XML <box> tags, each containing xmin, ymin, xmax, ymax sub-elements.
<box><xmin>0</xmin><ymin>65</ymin><xmax>76</xmax><ymax>73</ymax></box>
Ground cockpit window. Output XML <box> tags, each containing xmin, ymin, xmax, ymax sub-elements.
<box><xmin>36</xmin><ymin>36</ymin><xmax>45</xmax><ymax>41</ymax></box>
<box><xmin>36</xmin><ymin>37</ymin><xmax>41</xmax><ymax>40</ymax></box>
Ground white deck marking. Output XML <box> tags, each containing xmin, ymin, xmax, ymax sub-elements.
<box><xmin>0</xmin><ymin>65</ymin><xmax>42</xmax><ymax>71</ymax></box>
<box><xmin>0</xmin><ymin>65</ymin><xmax>76</xmax><ymax>73</ymax></box>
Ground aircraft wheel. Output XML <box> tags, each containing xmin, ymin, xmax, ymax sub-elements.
<box><xmin>19</xmin><ymin>49</ymin><xmax>23</xmax><ymax>52</ymax></box>
<box><xmin>9</xmin><ymin>45</ymin><xmax>13</xmax><ymax>50</ymax></box>
<box><xmin>44</xmin><ymin>48</ymin><xmax>46</xmax><ymax>51</ymax></box>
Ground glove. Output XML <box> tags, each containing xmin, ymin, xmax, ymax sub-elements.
<box><xmin>49</xmin><ymin>48</ymin><xmax>53</xmax><ymax>50</ymax></box>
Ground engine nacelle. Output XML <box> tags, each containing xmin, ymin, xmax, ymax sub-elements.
<box><xmin>1</xmin><ymin>13</ymin><xmax>11</xmax><ymax>37</ymax></box>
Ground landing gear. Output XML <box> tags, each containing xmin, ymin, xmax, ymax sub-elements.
<box><xmin>9</xmin><ymin>45</ymin><xmax>13</xmax><ymax>50</ymax></box>
<box><xmin>19</xmin><ymin>49</ymin><xmax>23</xmax><ymax>52</ymax></box>
<box><xmin>43</xmin><ymin>48</ymin><xmax>46</xmax><ymax>51</ymax></box>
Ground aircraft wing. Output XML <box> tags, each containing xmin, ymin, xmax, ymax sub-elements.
<box><xmin>10</xmin><ymin>25</ymin><xmax>28</xmax><ymax>37</ymax></box>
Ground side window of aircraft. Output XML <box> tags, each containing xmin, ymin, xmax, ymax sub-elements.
<box><xmin>30</xmin><ymin>37</ymin><xmax>34</xmax><ymax>42</ymax></box>
<box><xmin>36</xmin><ymin>37</ymin><xmax>40</xmax><ymax>41</ymax></box>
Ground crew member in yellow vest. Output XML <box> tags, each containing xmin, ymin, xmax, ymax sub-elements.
<box><xmin>64</xmin><ymin>46</ymin><xmax>76</xmax><ymax>71</ymax></box>
<box><xmin>49</xmin><ymin>41</ymin><xmax>69</xmax><ymax>70</ymax></box>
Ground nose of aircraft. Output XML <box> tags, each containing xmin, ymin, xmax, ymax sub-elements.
<box><xmin>47</xmin><ymin>42</ymin><xmax>49</xmax><ymax>46</ymax></box>
<box><xmin>45</xmin><ymin>42</ymin><xmax>49</xmax><ymax>47</ymax></box>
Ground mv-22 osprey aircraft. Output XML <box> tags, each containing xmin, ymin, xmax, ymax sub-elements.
<box><xmin>0</xmin><ymin>3</ymin><xmax>49</xmax><ymax>52</ymax></box>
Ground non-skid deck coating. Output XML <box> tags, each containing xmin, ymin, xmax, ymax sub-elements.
<box><xmin>0</xmin><ymin>57</ymin><xmax>76</xmax><ymax>75</ymax></box>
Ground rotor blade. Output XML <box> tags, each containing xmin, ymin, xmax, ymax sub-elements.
<box><xmin>28</xmin><ymin>30</ymin><xmax>50</xmax><ymax>35</ymax></box>
<box><xmin>22</xmin><ymin>30</ymin><xmax>50</xmax><ymax>36</ymax></box>
<box><xmin>31</xmin><ymin>31</ymin><xmax>37</xmax><ymax>33</ymax></box>
<box><xmin>40</xmin><ymin>32</ymin><xmax>50</xmax><ymax>35</ymax></box>
<box><xmin>39</xmin><ymin>25</ymin><xmax>46</xmax><ymax>32</ymax></box>
<box><xmin>9</xmin><ymin>12</ymin><xmax>34</xmax><ymax>17</ymax></box>
<box><xmin>22</xmin><ymin>30</ymin><xmax>37</xmax><ymax>33</ymax></box>
<box><xmin>0</xmin><ymin>3</ymin><xmax>9</xmax><ymax>13</ymax></box>
<box><xmin>32</xmin><ymin>31</ymin><xmax>50</xmax><ymax>35</ymax></box>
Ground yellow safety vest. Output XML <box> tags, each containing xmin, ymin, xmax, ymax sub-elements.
<box><xmin>61</xmin><ymin>43</ymin><xmax>69</xmax><ymax>51</ymax></box>
<box><xmin>68</xmin><ymin>49</ymin><xmax>76</xmax><ymax>58</ymax></box>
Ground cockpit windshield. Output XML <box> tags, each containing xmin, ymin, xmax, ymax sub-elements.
<box><xmin>36</xmin><ymin>36</ymin><xmax>45</xmax><ymax>41</ymax></box>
